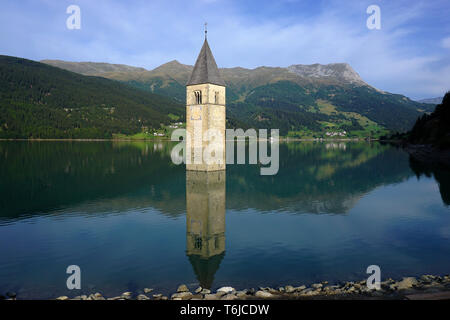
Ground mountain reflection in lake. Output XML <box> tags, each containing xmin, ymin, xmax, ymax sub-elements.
<box><xmin>0</xmin><ymin>141</ymin><xmax>449</xmax><ymax>299</ymax></box>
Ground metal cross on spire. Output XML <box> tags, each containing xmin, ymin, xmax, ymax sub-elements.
<box><xmin>204</xmin><ymin>22</ymin><xmax>208</xmax><ymax>39</ymax></box>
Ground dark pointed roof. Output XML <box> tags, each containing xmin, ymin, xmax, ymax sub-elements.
<box><xmin>188</xmin><ymin>252</ymin><xmax>225</xmax><ymax>289</ymax></box>
<box><xmin>187</xmin><ymin>39</ymin><xmax>226</xmax><ymax>87</ymax></box>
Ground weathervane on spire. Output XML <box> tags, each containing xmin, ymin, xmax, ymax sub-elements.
<box><xmin>204</xmin><ymin>22</ymin><xmax>208</xmax><ymax>39</ymax></box>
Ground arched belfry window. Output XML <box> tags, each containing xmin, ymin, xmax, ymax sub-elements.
<box><xmin>194</xmin><ymin>91</ymin><xmax>202</xmax><ymax>104</ymax></box>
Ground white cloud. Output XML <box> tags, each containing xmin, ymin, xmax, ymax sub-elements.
<box><xmin>203</xmin><ymin>3</ymin><xmax>449</xmax><ymax>99</ymax></box>
<box><xmin>0</xmin><ymin>0</ymin><xmax>448</xmax><ymax>99</ymax></box>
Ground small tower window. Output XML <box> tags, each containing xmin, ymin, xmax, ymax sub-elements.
<box><xmin>194</xmin><ymin>235</ymin><xmax>202</xmax><ymax>250</ymax></box>
<box><xmin>214</xmin><ymin>235</ymin><xmax>220</xmax><ymax>249</ymax></box>
<box><xmin>215</xmin><ymin>91</ymin><xmax>219</xmax><ymax>104</ymax></box>
<box><xmin>194</xmin><ymin>91</ymin><xmax>202</xmax><ymax>104</ymax></box>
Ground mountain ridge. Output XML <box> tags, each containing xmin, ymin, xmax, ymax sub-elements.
<box><xmin>417</xmin><ymin>97</ymin><xmax>443</xmax><ymax>105</ymax></box>
<box><xmin>41</xmin><ymin>59</ymin><xmax>148</xmax><ymax>76</ymax></box>
<box><xmin>36</xmin><ymin>58</ymin><xmax>436</xmax><ymax>137</ymax></box>
<box><xmin>43</xmin><ymin>59</ymin><xmax>374</xmax><ymax>88</ymax></box>
<box><xmin>287</xmin><ymin>63</ymin><xmax>368</xmax><ymax>87</ymax></box>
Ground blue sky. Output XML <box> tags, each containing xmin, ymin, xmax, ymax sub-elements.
<box><xmin>0</xmin><ymin>0</ymin><xmax>449</xmax><ymax>100</ymax></box>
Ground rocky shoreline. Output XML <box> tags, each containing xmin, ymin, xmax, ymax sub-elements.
<box><xmin>3</xmin><ymin>274</ymin><xmax>450</xmax><ymax>300</ymax></box>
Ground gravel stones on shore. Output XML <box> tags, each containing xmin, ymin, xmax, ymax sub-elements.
<box><xmin>171</xmin><ymin>292</ymin><xmax>193</xmax><ymax>300</ymax></box>
<box><xmin>10</xmin><ymin>272</ymin><xmax>443</xmax><ymax>301</ymax></box>
<box><xmin>217</xmin><ymin>286</ymin><xmax>235</xmax><ymax>294</ymax></box>
<box><xmin>394</xmin><ymin>277</ymin><xmax>418</xmax><ymax>290</ymax></box>
<box><xmin>255</xmin><ymin>290</ymin><xmax>274</xmax><ymax>299</ymax></box>
<box><xmin>176</xmin><ymin>284</ymin><xmax>189</xmax><ymax>293</ymax></box>
<box><xmin>194</xmin><ymin>287</ymin><xmax>203</xmax><ymax>294</ymax></box>
<box><xmin>204</xmin><ymin>293</ymin><xmax>218</xmax><ymax>300</ymax></box>
<box><xmin>284</xmin><ymin>285</ymin><xmax>295</xmax><ymax>293</ymax></box>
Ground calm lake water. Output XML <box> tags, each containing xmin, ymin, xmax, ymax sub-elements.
<box><xmin>0</xmin><ymin>141</ymin><xmax>449</xmax><ymax>299</ymax></box>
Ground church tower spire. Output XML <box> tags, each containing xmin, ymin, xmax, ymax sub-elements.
<box><xmin>187</xmin><ymin>37</ymin><xmax>225</xmax><ymax>87</ymax></box>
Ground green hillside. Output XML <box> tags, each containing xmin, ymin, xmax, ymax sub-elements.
<box><xmin>44</xmin><ymin>59</ymin><xmax>433</xmax><ymax>138</ymax></box>
<box><xmin>408</xmin><ymin>91</ymin><xmax>450</xmax><ymax>148</ymax></box>
<box><xmin>7</xmin><ymin>56</ymin><xmax>435</xmax><ymax>139</ymax></box>
<box><xmin>226</xmin><ymin>80</ymin><xmax>432</xmax><ymax>137</ymax></box>
<box><xmin>0</xmin><ymin>56</ymin><xmax>184</xmax><ymax>139</ymax></box>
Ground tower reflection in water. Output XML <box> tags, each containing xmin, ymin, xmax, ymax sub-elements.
<box><xmin>186</xmin><ymin>171</ymin><xmax>226</xmax><ymax>289</ymax></box>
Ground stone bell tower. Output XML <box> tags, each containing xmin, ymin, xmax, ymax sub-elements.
<box><xmin>186</xmin><ymin>28</ymin><xmax>226</xmax><ymax>171</ymax></box>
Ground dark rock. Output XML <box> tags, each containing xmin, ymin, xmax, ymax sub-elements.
<box><xmin>6</xmin><ymin>292</ymin><xmax>16</xmax><ymax>298</ymax></box>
